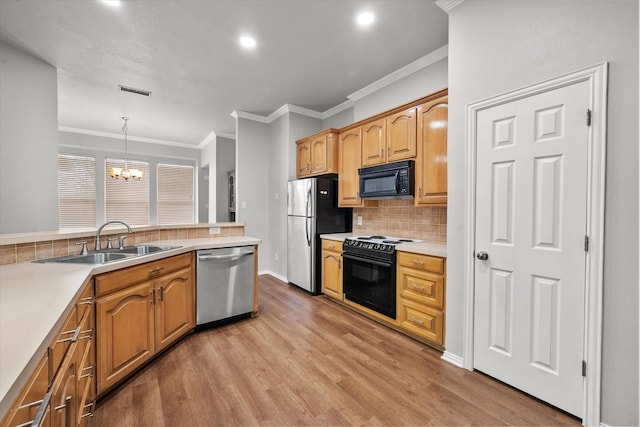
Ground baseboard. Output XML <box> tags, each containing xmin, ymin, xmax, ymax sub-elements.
<box><xmin>258</xmin><ymin>270</ymin><xmax>287</xmax><ymax>283</ymax></box>
<box><xmin>441</xmin><ymin>351</ymin><xmax>464</xmax><ymax>368</ymax></box>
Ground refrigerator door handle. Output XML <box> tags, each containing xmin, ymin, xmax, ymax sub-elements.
<box><xmin>305</xmin><ymin>217</ymin><xmax>311</xmax><ymax>246</ymax></box>
<box><xmin>306</xmin><ymin>188</ymin><xmax>311</xmax><ymax>217</ymax></box>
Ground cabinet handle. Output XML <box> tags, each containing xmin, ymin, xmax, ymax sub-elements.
<box><xmin>78</xmin><ymin>296</ymin><xmax>94</xmax><ymax>305</ymax></box>
<box><xmin>410</xmin><ymin>317</ymin><xmax>425</xmax><ymax>325</ymax></box>
<box><xmin>78</xmin><ymin>329</ymin><xmax>93</xmax><ymax>341</ymax></box>
<box><xmin>338</xmin><ymin>259</ymin><xmax>341</xmax><ymax>268</ymax></box>
<box><xmin>80</xmin><ymin>365</ymin><xmax>94</xmax><ymax>379</ymax></box>
<box><xmin>418</xmin><ymin>186</ymin><xmax>422</xmax><ymax>197</ymax></box>
<box><xmin>387</xmin><ymin>146</ymin><xmax>390</xmax><ymax>156</ymax></box>
<box><xmin>151</xmin><ymin>289</ymin><xmax>156</xmax><ymax>304</ymax></box>
<box><xmin>159</xmin><ymin>286</ymin><xmax>164</xmax><ymax>302</ymax></box>
<box><xmin>380</xmin><ymin>148</ymin><xmax>384</xmax><ymax>157</ymax></box>
<box><xmin>81</xmin><ymin>401</ymin><xmax>95</xmax><ymax>418</ymax></box>
<box><xmin>409</xmin><ymin>284</ymin><xmax>425</xmax><ymax>291</ymax></box>
<box><xmin>30</xmin><ymin>392</ymin><xmax>52</xmax><ymax>427</ymax></box>
<box><xmin>57</xmin><ymin>326</ymin><xmax>81</xmax><ymax>343</ymax></box>
<box><xmin>411</xmin><ymin>259</ymin><xmax>425</xmax><ymax>266</ymax></box>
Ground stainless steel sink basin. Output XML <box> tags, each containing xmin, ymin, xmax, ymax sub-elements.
<box><xmin>34</xmin><ymin>245</ymin><xmax>181</xmax><ymax>265</ymax></box>
<box><xmin>115</xmin><ymin>245</ymin><xmax>178</xmax><ymax>255</ymax></box>
<box><xmin>58</xmin><ymin>252</ymin><xmax>132</xmax><ymax>264</ymax></box>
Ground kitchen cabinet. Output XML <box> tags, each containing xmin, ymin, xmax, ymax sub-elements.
<box><xmin>415</xmin><ymin>96</ymin><xmax>448</xmax><ymax>206</ymax></box>
<box><xmin>295</xmin><ymin>129</ymin><xmax>339</xmax><ymax>178</ymax></box>
<box><xmin>361</xmin><ymin>118</ymin><xmax>386</xmax><ymax>167</ymax></box>
<box><xmin>321</xmin><ymin>239</ymin><xmax>343</xmax><ymax>301</ymax></box>
<box><xmin>1</xmin><ymin>282</ymin><xmax>95</xmax><ymax>427</ymax></box>
<box><xmin>361</xmin><ymin>108</ymin><xmax>417</xmax><ymax>167</ymax></box>
<box><xmin>95</xmin><ymin>253</ymin><xmax>194</xmax><ymax>395</ymax></box>
<box><xmin>396</xmin><ymin>251</ymin><xmax>446</xmax><ymax>347</ymax></box>
<box><xmin>338</xmin><ymin>127</ymin><xmax>363</xmax><ymax>206</ymax></box>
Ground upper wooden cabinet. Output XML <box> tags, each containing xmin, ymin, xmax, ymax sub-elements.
<box><xmin>415</xmin><ymin>96</ymin><xmax>448</xmax><ymax>206</ymax></box>
<box><xmin>361</xmin><ymin>108</ymin><xmax>417</xmax><ymax>167</ymax></box>
<box><xmin>361</xmin><ymin>118</ymin><xmax>386</xmax><ymax>167</ymax></box>
<box><xmin>295</xmin><ymin>129</ymin><xmax>339</xmax><ymax>178</ymax></box>
<box><xmin>387</xmin><ymin>107</ymin><xmax>417</xmax><ymax>162</ymax></box>
<box><xmin>338</xmin><ymin>128</ymin><xmax>365</xmax><ymax>207</ymax></box>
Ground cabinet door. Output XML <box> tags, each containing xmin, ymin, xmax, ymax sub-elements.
<box><xmin>1</xmin><ymin>355</ymin><xmax>50</xmax><ymax>427</ymax></box>
<box><xmin>96</xmin><ymin>282</ymin><xmax>155</xmax><ymax>394</ymax></box>
<box><xmin>296</xmin><ymin>139</ymin><xmax>311</xmax><ymax>178</ymax></box>
<box><xmin>49</xmin><ymin>351</ymin><xmax>77</xmax><ymax>427</ymax></box>
<box><xmin>310</xmin><ymin>135</ymin><xmax>328</xmax><ymax>175</ymax></box>
<box><xmin>416</xmin><ymin>99</ymin><xmax>448</xmax><ymax>206</ymax></box>
<box><xmin>338</xmin><ymin>128</ymin><xmax>364</xmax><ymax>207</ymax></box>
<box><xmin>155</xmin><ymin>268</ymin><xmax>195</xmax><ymax>352</ymax></box>
<box><xmin>321</xmin><ymin>250</ymin><xmax>343</xmax><ymax>300</ymax></box>
<box><xmin>361</xmin><ymin>118</ymin><xmax>386</xmax><ymax>167</ymax></box>
<box><xmin>387</xmin><ymin>107</ymin><xmax>417</xmax><ymax>162</ymax></box>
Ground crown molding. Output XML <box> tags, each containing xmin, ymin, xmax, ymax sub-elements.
<box><xmin>59</xmin><ymin>126</ymin><xmax>200</xmax><ymax>150</ymax></box>
<box><xmin>322</xmin><ymin>99</ymin><xmax>354</xmax><ymax>119</ymax></box>
<box><xmin>231</xmin><ymin>110</ymin><xmax>269</xmax><ymax>123</ymax></box>
<box><xmin>347</xmin><ymin>44</ymin><xmax>449</xmax><ymax>103</ymax></box>
<box><xmin>215</xmin><ymin>132</ymin><xmax>236</xmax><ymax>141</ymax></box>
<box><xmin>435</xmin><ymin>0</ymin><xmax>465</xmax><ymax>13</ymax></box>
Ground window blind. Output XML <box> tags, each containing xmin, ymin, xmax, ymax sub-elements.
<box><xmin>105</xmin><ymin>158</ymin><xmax>149</xmax><ymax>225</ymax></box>
<box><xmin>157</xmin><ymin>164</ymin><xmax>195</xmax><ymax>224</ymax></box>
<box><xmin>58</xmin><ymin>154</ymin><xmax>97</xmax><ymax>229</ymax></box>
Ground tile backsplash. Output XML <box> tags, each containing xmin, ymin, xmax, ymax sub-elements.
<box><xmin>352</xmin><ymin>200</ymin><xmax>446</xmax><ymax>243</ymax></box>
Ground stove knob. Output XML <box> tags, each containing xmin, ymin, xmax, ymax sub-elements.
<box><xmin>374</xmin><ymin>244</ymin><xmax>379</xmax><ymax>250</ymax></box>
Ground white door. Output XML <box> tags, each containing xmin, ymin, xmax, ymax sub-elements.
<box><xmin>473</xmin><ymin>80</ymin><xmax>590</xmax><ymax>417</ymax></box>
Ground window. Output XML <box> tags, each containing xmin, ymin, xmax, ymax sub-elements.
<box><xmin>157</xmin><ymin>164</ymin><xmax>195</xmax><ymax>224</ymax></box>
<box><xmin>105</xmin><ymin>158</ymin><xmax>149</xmax><ymax>225</ymax></box>
<box><xmin>58</xmin><ymin>154</ymin><xmax>96</xmax><ymax>228</ymax></box>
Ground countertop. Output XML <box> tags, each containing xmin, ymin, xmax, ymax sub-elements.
<box><xmin>0</xmin><ymin>236</ymin><xmax>261</xmax><ymax>416</ymax></box>
<box><xmin>319</xmin><ymin>233</ymin><xmax>447</xmax><ymax>258</ymax></box>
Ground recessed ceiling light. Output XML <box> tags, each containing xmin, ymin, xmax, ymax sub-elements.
<box><xmin>239</xmin><ymin>36</ymin><xmax>257</xmax><ymax>49</ymax></box>
<box><xmin>356</xmin><ymin>11</ymin><xmax>375</xmax><ymax>26</ymax></box>
<box><xmin>101</xmin><ymin>0</ymin><xmax>122</xmax><ymax>7</ymax></box>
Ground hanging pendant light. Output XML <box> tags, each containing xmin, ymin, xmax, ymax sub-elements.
<box><xmin>109</xmin><ymin>116</ymin><xmax>143</xmax><ymax>180</ymax></box>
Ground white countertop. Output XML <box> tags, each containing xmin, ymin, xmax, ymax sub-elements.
<box><xmin>0</xmin><ymin>236</ymin><xmax>261</xmax><ymax>416</ymax></box>
<box><xmin>319</xmin><ymin>233</ymin><xmax>447</xmax><ymax>258</ymax></box>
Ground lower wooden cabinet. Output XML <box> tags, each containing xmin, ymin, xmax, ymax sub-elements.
<box><xmin>321</xmin><ymin>239</ymin><xmax>343</xmax><ymax>301</ymax></box>
<box><xmin>396</xmin><ymin>251</ymin><xmax>446</xmax><ymax>347</ymax></box>
<box><xmin>1</xmin><ymin>281</ymin><xmax>95</xmax><ymax>427</ymax></box>
<box><xmin>95</xmin><ymin>253</ymin><xmax>194</xmax><ymax>395</ymax></box>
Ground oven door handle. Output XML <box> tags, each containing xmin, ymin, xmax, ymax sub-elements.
<box><xmin>342</xmin><ymin>253</ymin><xmax>393</xmax><ymax>268</ymax></box>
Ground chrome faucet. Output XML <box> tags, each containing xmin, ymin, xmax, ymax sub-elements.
<box><xmin>95</xmin><ymin>221</ymin><xmax>133</xmax><ymax>251</ymax></box>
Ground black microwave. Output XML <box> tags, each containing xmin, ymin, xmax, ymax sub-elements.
<box><xmin>358</xmin><ymin>160</ymin><xmax>415</xmax><ymax>200</ymax></box>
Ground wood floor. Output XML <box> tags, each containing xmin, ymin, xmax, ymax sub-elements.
<box><xmin>91</xmin><ymin>275</ymin><xmax>580</xmax><ymax>426</ymax></box>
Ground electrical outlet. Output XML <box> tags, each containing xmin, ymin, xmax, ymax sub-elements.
<box><xmin>357</xmin><ymin>215</ymin><xmax>363</xmax><ymax>226</ymax></box>
<box><xmin>209</xmin><ymin>227</ymin><xmax>221</xmax><ymax>235</ymax></box>
<box><xmin>241</xmin><ymin>201</ymin><xmax>247</xmax><ymax>209</ymax></box>
<box><xmin>274</xmin><ymin>252</ymin><xmax>279</xmax><ymax>262</ymax></box>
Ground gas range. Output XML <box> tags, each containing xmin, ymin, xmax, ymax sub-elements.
<box><xmin>343</xmin><ymin>235</ymin><xmax>421</xmax><ymax>261</ymax></box>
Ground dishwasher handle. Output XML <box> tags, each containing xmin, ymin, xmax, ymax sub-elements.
<box><xmin>198</xmin><ymin>251</ymin><xmax>254</xmax><ymax>262</ymax></box>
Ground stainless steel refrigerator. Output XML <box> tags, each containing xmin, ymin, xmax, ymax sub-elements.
<box><xmin>287</xmin><ymin>176</ymin><xmax>351</xmax><ymax>294</ymax></box>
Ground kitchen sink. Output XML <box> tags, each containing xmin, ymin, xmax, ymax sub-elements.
<box><xmin>34</xmin><ymin>245</ymin><xmax>181</xmax><ymax>265</ymax></box>
<box><xmin>114</xmin><ymin>245</ymin><xmax>177</xmax><ymax>255</ymax></box>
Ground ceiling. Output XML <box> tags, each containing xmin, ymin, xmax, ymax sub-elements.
<box><xmin>0</xmin><ymin>0</ymin><xmax>448</xmax><ymax>147</ymax></box>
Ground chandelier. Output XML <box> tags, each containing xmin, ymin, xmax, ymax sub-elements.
<box><xmin>109</xmin><ymin>116</ymin><xmax>143</xmax><ymax>180</ymax></box>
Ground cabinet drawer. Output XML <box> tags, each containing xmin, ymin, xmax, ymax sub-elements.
<box><xmin>1</xmin><ymin>355</ymin><xmax>50</xmax><ymax>427</ymax></box>
<box><xmin>397</xmin><ymin>251</ymin><xmax>444</xmax><ymax>274</ymax></box>
<box><xmin>398</xmin><ymin>266</ymin><xmax>444</xmax><ymax>309</ymax></box>
<box><xmin>95</xmin><ymin>253</ymin><xmax>192</xmax><ymax>297</ymax></box>
<box><xmin>48</xmin><ymin>307</ymin><xmax>78</xmax><ymax>383</ymax></box>
<box><xmin>398</xmin><ymin>299</ymin><xmax>444</xmax><ymax>346</ymax></box>
<box><xmin>321</xmin><ymin>239</ymin><xmax>342</xmax><ymax>253</ymax></box>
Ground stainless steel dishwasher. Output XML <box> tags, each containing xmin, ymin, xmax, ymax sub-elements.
<box><xmin>196</xmin><ymin>246</ymin><xmax>255</xmax><ymax>330</ymax></box>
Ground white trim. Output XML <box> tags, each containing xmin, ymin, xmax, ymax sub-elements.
<box><xmin>59</xmin><ymin>126</ymin><xmax>199</xmax><ymax>150</ymax></box>
<box><xmin>435</xmin><ymin>0</ymin><xmax>465</xmax><ymax>13</ymax></box>
<box><xmin>198</xmin><ymin>131</ymin><xmax>217</xmax><ymax>149</ymax></box>
<box><xmin>322</xmin><ymin>99</ymin><xmax>354</xmax><ymax>119</ymax></box>
<box><xmin>259</xmin><ymin>270</ymin><xmax>288</xmax><ymax>283</ymax></box>
<box><xmin>463</xmin><ymin>63</ymin><xmax>607</xmax><ymax>426</ymax></box>
<box><xmin>231</xmin><ymin>110</ymin><xmax>270</xmax><ymax>123</ymax></box>
<box><xmin>347</xmin><ymin>45</ymin><xmax>448</xmax><ymax>102</ymax></box>
<box><xmin>441</xmin><ymin>351</ymin><xmax>464</xmax><ymax>368</ymax></box>
<box><xmin>215</xmin><ymin>132</ymin><xmax>236</xmax><ymax>141</ymax></box>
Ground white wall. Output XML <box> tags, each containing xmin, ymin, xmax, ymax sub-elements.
<box><xmin>322</xmin><ymin>106</ymin><xmax>354</xmax><ymax>130</ymax></box>
<box><xmin>215</xmin><ymin>137</ymin><xmax>235</xmax><ymax>222</ymax></box>
<box><xmin>268</xmin><ymin>114</ymin><xmax>290</xmax><ymax>277</ymax></box>
<box><xmin>353</xmin><ymin>58</ymin><xmax>448</xmax><ymax>121</ymax></box>
<box><xmin>0</xmin><ymin>42</ymin><xmax>59</xmax><ymax>233</ymax></box>
<box><xmin>447</xmin><ymin>1</ymin><xmax>638</xmax><ymax>424</ymax></box>
<box><xmin>235</xmin><ymin>117</ymin><xmax>270</xmax><ymax>271</ymax></box>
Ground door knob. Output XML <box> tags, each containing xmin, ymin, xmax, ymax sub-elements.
<box><xmin>476</xmin><ymin>251</ymin><xmax>489</xmax><ymax>261</ymax></box>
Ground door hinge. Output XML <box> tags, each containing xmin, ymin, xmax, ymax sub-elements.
<box><xmin>584</xmin><ymin>235</ymin><xmax>589</xmax><ymax>252</ymax></box>
<box><xmin>586</xmin><ymin>109</ymin><xmax>592</xmax><ymax>126</ymax></box>
<box><xmin>582</xmin><ymin>360</ymin><xmax>587</xmax><ymax>377</ymax></box>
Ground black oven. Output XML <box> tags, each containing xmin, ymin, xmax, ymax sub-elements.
<box><xmin>342</xmin><ymin>239</ymin><xmax>396</xmax><ymax>319</ymax></box>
